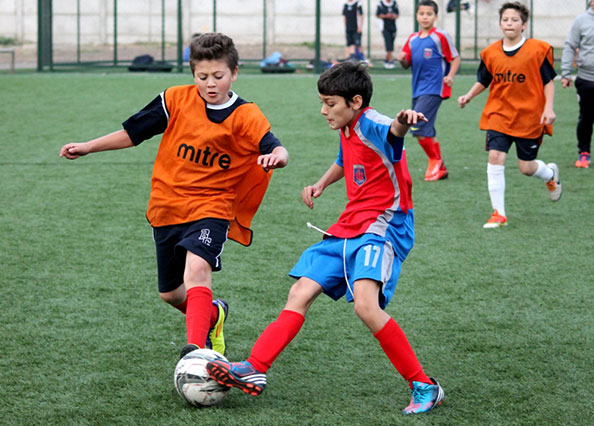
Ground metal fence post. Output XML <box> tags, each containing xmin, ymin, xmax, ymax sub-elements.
<box><xmin>113</xmin><ymin>0</ymin><xmax>117</xmax><ymax>66</ymax></box>
<box><xmin>213</xmin><ymin>0</ymin><xmax>217</xmax><ymax>32</ymax></box>
<box><xmin>177</xmin><ymin>0</ymin><xmax>183</xmax><ymax>72</ymax></box>
<box><xmin>314</xmin><ymin>0</ymin><xmax>321</xmax><ymax>73</ymax></box>
<box><xmin>263</xmin><ymin>0</ymin><xmax>267</xmax><ymax>60</ymax></box>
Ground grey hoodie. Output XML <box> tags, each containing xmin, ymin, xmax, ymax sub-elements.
<box><xmin>562</xmin><ymin>7</ymin><xmax>594</xmax><ymax>81</ymax></box>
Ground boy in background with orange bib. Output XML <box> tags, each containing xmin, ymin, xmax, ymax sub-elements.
<box><xmin>60</xmin><ymin>33</ymin><xmax>289</xmax><ymax>359</ymax></box>
<box><xmin>458</xmin><ymin>2</ymin><xmax>562</xmax><ymax>228</ymax></box>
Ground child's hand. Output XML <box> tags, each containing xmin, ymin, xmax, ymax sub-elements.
<box><xmin>301</xmin><ymin>184</ymin><xmax>324</xmax><ymax>209</ymax></box>
<box><xmin>396</xmin><ymin>109</ymin><xmax>427</xmax><ymax>125</ymax></box>
<box><xmin>458</xmin><ymin>94</ymin><xmax>471</xmax><ymax>108</ymax></box>
<box><xmin>257</xmin><ymin>146</ymin><xmax>289</xmax><ymax>172</ymax></box>
<box><xmin>443</xmin><ymin>75</ymin><xmax>454</xmax><ymax>87</ymax></box>
<box><xmin>540</xmin><ymin>108</ymin><xmax>556</xmax><ymax>125</ymax></box>
<box><xmin>59</xmin><ymin>142</ymin><xmax>90</xmax><ymax>160</ymax></box>
<box><xmin>396</xmin><ymin>52</ymin><xmax>406</xmax><ymax>62</ymax></box>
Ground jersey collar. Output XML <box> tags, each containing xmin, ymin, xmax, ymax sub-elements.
<box><xmin>205</xmin><ymin>91</ymin><xmax>238</xmax><ymax>110</ymax></box>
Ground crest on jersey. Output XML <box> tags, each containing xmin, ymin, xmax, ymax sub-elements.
<box><xmin>424</xmin><ymin>48</ymin><xmax>432</xmax><ymax>59</ymax></box>
<box><xmin>353</xmin><ymin>164</ymin><xmax>366</xmax><ymax>186</ymax></box>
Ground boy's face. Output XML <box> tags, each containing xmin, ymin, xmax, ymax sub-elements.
<box><xmin>192</xmin><ymin>59</ymin><xmax>238</xmax><ymax>105</ymax></box>
<box><xmin>319</xmin><ymin>94</ymin><xmax>362</xmax><ymax>131</ymax></box>
<box><xmin>416</xmin><ymin>6</ymin><xmax>437</xmax><ymax>31</ymax></box>
<box><xmin>499</xmin><ymin>9</ymin><xmax>527</xmax><ymax>40</ymax></box>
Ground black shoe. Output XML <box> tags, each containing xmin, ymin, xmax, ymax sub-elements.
<box><xmin>180</xmin><ymin>343</ymin><xmax>199</xmax><ymax>359</ymax></box>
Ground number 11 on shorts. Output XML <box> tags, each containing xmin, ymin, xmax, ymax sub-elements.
<box><xmin>363</xmin><ymin>244</ymin><xmax>380</xmax><ymax>268</ymax></box>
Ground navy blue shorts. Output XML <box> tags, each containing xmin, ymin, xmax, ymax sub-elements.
<box><xmin>152</xmin><ymin>218</ymin><xmax>229</xmax><ymax>293</ymax></box>
<box><xmin>382</xmin><ymin>29</ymin><xmax>396</xmax><ymax>52</ymax></box>
<box><xmin>346</xmin><ymin>30</ymin><xmax>361</xmax><ymax>47</ymax></box>
<box><xmin>410</xmin><ymin>95</ymin><xmax>442</xmax><ymax>137</ymax></box>
<box><xmin>486</xmin><ymin>130</ymin><xmax>543</xmax><ymax>161</ymax></box>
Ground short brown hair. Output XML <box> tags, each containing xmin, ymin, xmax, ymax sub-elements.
<box><xmin>499</xmin><ymin>2</ymin><xmax>529</xmax><ymax>23</ymax></box>
<box><xmin>189</xmin><ymin>33</ymin><xmax>239</xmax><ymax>73</ymax></box>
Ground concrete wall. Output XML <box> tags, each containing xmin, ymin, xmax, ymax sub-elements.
<box><xmin>0</xmin><ymin>0</ymin><xmax>589</xmax><ymax>54</ymax></box>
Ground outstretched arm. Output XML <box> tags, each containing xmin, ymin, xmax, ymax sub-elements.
<box><xmin>258</xmin><ymin>146</ymin><xmax>289</xmax><ymax>172</ymax></box>
<box><xmin>302</xmin><ymin>162</ymin><xmax>344</xmax><ymax>209</ymax></box>
<box><xmin>390</xmin><ymin>109</ymin><xmax>428</xmax><ymax>138</ymax></box>
<box><xmin>457</xmin><ymin>82</ymin><xmax>487</xmax><ymax>108</ymax></box>
<box><xmin>59</xmin><ymin>130</ymin><xmax>134</xmax><ymax>160</ymax></box>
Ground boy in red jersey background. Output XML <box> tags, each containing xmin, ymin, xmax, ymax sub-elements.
<box><xmin>397</xmin><ymin>0</ymin><xmax>460</xmax><ymax>181</ymax></box>
<box><xmin>59</xmin><ymin>33</ymin><xmax>289</xmax><ymax>359</ymax></box>
<box><xmin>458</xmin><ymin>2</ymin><xmax>562</xmax><ymax>228</ymax></box>
<box><xmin>207</xmin><ymin>62</ymin><xmax>445</xmax><ymax>415</ymax></box>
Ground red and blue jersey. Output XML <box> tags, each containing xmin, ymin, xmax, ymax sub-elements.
<box><xmin>401</xmin><ymin>27</ymin><xmax>458</xmax><ymax>99</ymax></box>
<box><xmin>327</xmin><ymin>107</ymin><xmax>413</xmax><ymax>250</ymax></box>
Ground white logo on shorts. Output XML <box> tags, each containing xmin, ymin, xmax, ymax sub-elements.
<box><xmin>199</xmin><ymin>229</ymin><xmax>212</xmax><ymax>246</ymax></box>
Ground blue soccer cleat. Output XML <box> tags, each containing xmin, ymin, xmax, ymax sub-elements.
<box><xmin>207</xmin><ymin>359</ymin><xmax>267</xmax><ymax>396</ymax></box>
<box><xmin>403</xmin><ymin>378</ymin><xmax>444</xmax><ymax>414</ymax></box>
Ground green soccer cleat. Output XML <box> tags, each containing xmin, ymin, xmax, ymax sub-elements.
<box><xmin>207</xmin><ymin>299</ymin><xmax>228</xmax><ymax>356</ymax></box>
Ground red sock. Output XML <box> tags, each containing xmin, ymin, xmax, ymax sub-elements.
<box><xmin>185</xmin><ymin>286</ymin><xmax>213</xmax><ymax>347</ymax></box>
<box><xmin>418</xmin><ymin>137</ymin><xmax>438</xmax><ymax>160</ymax></box>
<box><xmin>433</xmin><ymin>140</ymin><xmax>442</xmax><ymax>159</ymax></box>
<box><xmin>209</xmin><ymin>302</ymin><xmax>220</xmax><ymax>327</ymax></box>
<box><xmin>247</xmin><ymin>310</ymin><xmax>305</xmax><ymax>372</ymax></box>
<box><xmin>173</xmin><ymin>299</ymin><xmax>187</xmax><ymax>314</ymax></box>
<box><xmin>374</xmin><ymin>318</ymin><xmax>432</xmax><ymax>387</ymax></box>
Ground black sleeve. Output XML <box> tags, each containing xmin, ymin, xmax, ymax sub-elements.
<box><xmin>258</xmin><ymin>131</ymin><xmax>282</xmax><ymax>155</ymax></box>
<box><xmin>540</xmin><ymin>56</ymin><xmax>557</xmax><ymax>85</ymax></box>
<box><xmin>477</xmin><ymin>60</ymin><xmax>493</xmax><ymax>87</ymax></box>
<box><xmin>122</xmin><ymin>92</ymin><xmax>169</xmax><ymax>145</ymax></box>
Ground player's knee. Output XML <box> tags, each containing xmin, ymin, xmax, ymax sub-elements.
<box><xmin>183</xmin><ymin>257</ymin><xmax>211</xmax><ymax>286</ymax></box>
<box><xmin>518</xmin><ymin>161</ymin><xmax>535</xmax><ymax>175</ymax></box>
<box><xmin>353</xmin><ymin>298</ymin><xmax>376</xmax><ymax>322</ymax></box>
<box><xmin>159</xmin><ymin>291</ymin><xmax>183</xmax><ymax>306</ymax></box>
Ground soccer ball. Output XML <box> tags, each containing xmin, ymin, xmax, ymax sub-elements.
<box><xmin>174</xmin><ymin>348</ymin><xmax>230</xmax><ymax>407</ymax></box>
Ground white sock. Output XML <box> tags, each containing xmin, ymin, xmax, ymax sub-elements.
<box><xmin>532</xmin><ymin>159</ymin><xmax>554</xmax><ymax>181</ymax></box>
<box><xmin>487</xmin><ymin>163</ymin><xmax>506</xmax><ymax>217</ymax></box>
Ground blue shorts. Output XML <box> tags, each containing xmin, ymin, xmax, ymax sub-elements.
<box><xmin>410</xmin><ymin>95</ymin><xmax>442</xmax><ymax>137</ymax></box>
<box><xmin>152</xmin><ymin>218</ymin><xmax>229</xmax><ymax>293</ymax></box>
<box><xmin>289</xmin><ymin>233</ymin><xmax>407</xmax><ymax>309</ymax></box>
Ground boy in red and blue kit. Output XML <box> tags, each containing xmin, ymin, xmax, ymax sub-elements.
<box><xmin>207</xmin><ymin>61</ymin><xmax>444</xmax><ymax>415</ymax></box>
<box><xmin>397</xmin><ymin>0</ymin><xmax>460</xmax><ymax>181</ymax></box>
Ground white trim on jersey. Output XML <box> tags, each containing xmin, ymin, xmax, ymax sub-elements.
<box><xmin>352</xmin><ymin>111</ymin><xmax>400</xmax><ymax>238</ymax></box>
<box><xmin>206</xmin><ymin>91</ymin><xmax>238</xmax><ymax>110</ymax></box>
<box><xmin>159</xmin><ymin>91</ymin><xmax>169</xmax><ymax>122</ymax></box>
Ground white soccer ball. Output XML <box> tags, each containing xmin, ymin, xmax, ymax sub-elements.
<box><xmin>174</xmin><ymin>348</ymin><xmax>230</xmax><ymax>407</ymax></box>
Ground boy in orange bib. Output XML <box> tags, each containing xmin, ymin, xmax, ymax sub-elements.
<box><xmin>458</xmin><ymin>2</ymin><xmax>562</xmax><ymax>228</ymax></box>
<box><xmin>60</xmin><ymin>33</ymin><xmax>289</xmax><ymax>359</ymax></box>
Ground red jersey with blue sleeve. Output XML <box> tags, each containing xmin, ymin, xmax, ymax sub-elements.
<box><xmin>401</xmin><ymin>27</ymin><xmax>458</xmax><ymax>99</ymax></box>
<box><xmin>327</xmin><ymin>108</ymin><xmax>413</xmax><ymax>244</ymax></box>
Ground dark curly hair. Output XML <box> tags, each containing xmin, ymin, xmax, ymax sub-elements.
<box><xmin>317</xmin><ymin>62</ymin><xmax>373</xmax><ymax>109</ymax></box>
